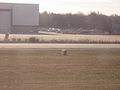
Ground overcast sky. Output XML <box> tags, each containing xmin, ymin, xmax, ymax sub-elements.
<box><xmin>0</xmin><ymin>0</ymin><xmax>120</xmax><ymax>15</ymax></box>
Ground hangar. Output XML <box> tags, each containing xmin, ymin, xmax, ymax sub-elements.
<box><xmin>0</xmin><ymin>3</ymin><xmax>39</xmax><ymax>40</ymax></box>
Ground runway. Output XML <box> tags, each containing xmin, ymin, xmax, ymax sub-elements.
<box><xmin>0</xmin><ymin>43</ymin><xmax>120</xmax><ymax>49</ymax></box>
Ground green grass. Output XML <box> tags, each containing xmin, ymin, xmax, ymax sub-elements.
<box><xmin>0</xmin><ymin>49</ymin><xmax>120</xmax><ymax>90</ymax></box>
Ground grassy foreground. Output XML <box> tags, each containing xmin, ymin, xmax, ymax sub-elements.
<box><xmin>0</xmin><ymin>49</ymin><xmax>120</xmax><ymax>90</ymax></box>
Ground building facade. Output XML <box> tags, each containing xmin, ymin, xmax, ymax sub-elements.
<box><xmin>0</xmin><ymin>3</ymin><xmax>39</xmax><ymax>34</ymax></box>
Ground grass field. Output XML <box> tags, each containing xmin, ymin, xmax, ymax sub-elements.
<box><xmin>0</xmin><ymin>34</ymin><xmax>120</xmax><ymax>43</ymax></box>
<box><xmin>0</xmin><ymin>49</ymin><xmax>120</xmax><ymax>90</ymax></box>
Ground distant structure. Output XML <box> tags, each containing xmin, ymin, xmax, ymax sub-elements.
<box><xmin>0</xmin><ymin>3</ymin><xmax>39</xmax><ymax>40</ymax></box>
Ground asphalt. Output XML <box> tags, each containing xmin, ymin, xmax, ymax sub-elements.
<box><xmin>0</xmin><ymin>43</ymin><xmax>120</xmax><ymax>49</ymax></box>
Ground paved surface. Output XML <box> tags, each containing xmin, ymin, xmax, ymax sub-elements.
<box><xmin>0</xmin><ymin>43</ymin><xmax>120</xmax><ymax>49</ymax></box>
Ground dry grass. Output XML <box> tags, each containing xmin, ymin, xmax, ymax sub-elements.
<box><xmin>0</xmin><ymin>49</ymin><xmax>120</xmax><ymax>90</ymax></box>
<box><xmin>0</xmin><ymin>34</ymin><xmax>120</xmax><ymax>43</ymax></box>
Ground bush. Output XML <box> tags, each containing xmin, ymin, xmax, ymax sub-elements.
<box><xmin>12</xmin><ymin>38</ymin><xmax>16</xmax><ymax>42</ymax></box>
<box><xmin>17</xmin><ymin>38</ymin><xmax>22</xmax><ymax>42</ymax></box>
<box><xmin>28</xmin><ymin>37</ymin><xmax>39</xmax><ymax>43</ymax></box>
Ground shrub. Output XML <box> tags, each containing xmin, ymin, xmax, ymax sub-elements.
<box><xmin>28</xmin><ymin>37</ymin><xmax>39</xmax><ymax>43</ymax></box>
<box><xmin>12</xmin><ymin>38</ymin><xmax>16</xmax><ymax>42</ymax></box>
<box><xmin>17</xmin><ymin>38</ymin><xmax>22</xmax><ymax>42</ymax></box>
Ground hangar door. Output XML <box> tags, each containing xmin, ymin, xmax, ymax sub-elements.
<box><xmin>12</xmin><ymin>4</ymin><xmax>39</xmax><ymax>26</ymax></box>
<box><xmin>0</xmin><ymin>11</ymin><xmax>11</xmax><ymax>33</ymax></box>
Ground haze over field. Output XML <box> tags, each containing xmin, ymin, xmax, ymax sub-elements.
<box><xmin>0</xmin><ymin>0</ymin><xmax>120</xmax><ymax>15</ymax></box>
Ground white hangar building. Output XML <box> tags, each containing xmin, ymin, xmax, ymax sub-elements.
<box><xmin>0</xmin><ymin>3</ymin><xmax>39</xmax><ymax>34</ymax></box>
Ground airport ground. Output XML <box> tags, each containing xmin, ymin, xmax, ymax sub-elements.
<box><xmin>0</xmin><ymin>48</ymin><xmax>120</xmax><ymax>90</ymax></box>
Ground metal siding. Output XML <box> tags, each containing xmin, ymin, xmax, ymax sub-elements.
<box><xmin>0</xmin><ymin>11</ymin><xmax>11</xmax><ymax>33</ymax></box>
<box><xmin>0</xmin><ymin>3</ymin><xmax>12</xmax><ymax>10</ymax></box>
<box><xmin>12</xmin><ymin>4</ymin><xmax>39</xmax><ymax>26</ymax></box>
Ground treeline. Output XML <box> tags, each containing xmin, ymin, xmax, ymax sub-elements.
<box><xmin>39</xmin><ymin>12</ymin><xmax>120</xmax><ymax>34</ymax></box>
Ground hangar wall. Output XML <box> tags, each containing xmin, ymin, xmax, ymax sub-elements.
<box><xmin>0</xmin><ymin>3</ymin><xmax>39</xmax><ymax>34</ymax></box>
<box><xmin>12</xmin><ymin>4</ymin><xmax>39</xmax><ymax>26</ymax></box>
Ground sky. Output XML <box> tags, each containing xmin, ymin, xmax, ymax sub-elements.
<box><xmin>0</xmin><ymin>0</ymin><xmax>120</xmax><ymax>15</ymax></box>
